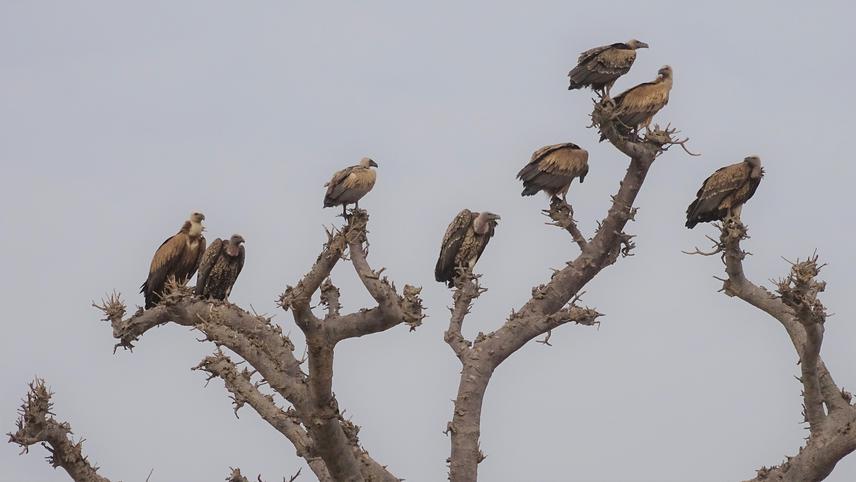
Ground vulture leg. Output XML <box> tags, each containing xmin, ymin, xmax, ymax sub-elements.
<box><xmin>341</xmin><ymin>205</ymin><xmax>347</xmax><ymax>217</ymax></box>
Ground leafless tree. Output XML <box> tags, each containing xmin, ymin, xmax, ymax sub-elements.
<box><xmin>7</xmin><ymin>64</ymin><xmax>855</xmax><ymax>482</ymax></box>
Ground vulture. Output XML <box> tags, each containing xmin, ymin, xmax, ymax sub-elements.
<box><xmin>323</xmin><ymin>157</ymin><xmax>379</xmax><ymax>215</ymax></box>
<box><xmin>685</xmin><ymin>156</ymin><xmax>764</xmax><ymax>229</ymax></box>
<box><xmin>609</xmin><ymin>65</ymin><xmax>673</xmax><ymax>135</ymax></box>
<box><xmin>517</xmin><ymin>143</ymin><xmax>589</xmax><ymax>200</ymax></box>
<box><xmin>435</xmin><ymin>209</ymin><xmax>500</xmax><ymax>287</ymax></box>
<box><xmin>141</xmin><ymin>212</ymin><xmax>207</xmax><ymax>308</ymax></box>
<box><xmin>195</xmin><ymin>234</ymin><xmax>246</xmax><ymax>301</ymax></box>
<box><xmin>568</xmin><ymin>39</ymin><xmax>649</xmax><ymax>97</ymax></box>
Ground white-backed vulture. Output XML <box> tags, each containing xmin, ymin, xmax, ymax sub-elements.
<box><xmin>517</xmin><ymin>143</ymin><xmax>589</xmax><ymax>200</ymax></box>
<box><xmin>686</xmin><ymin>156</ymin><xmax>763</xmax><ymax>228</ymax></box>
<box><xmin>435</xmin><ymin>210</ymin><xmax>500</xmax><ymax>287</ymax></box>
<box><xmin>568</xmin><ymin>39</ymin><xmax>649</xmax><ymax>97</ymax></box>
<box><xmin>610</xmin><ymin>65</ymin><xmax>673</xmax><ymax>134</ymax></box>
<box><xmin>323</xmin><ymin>157</ymin><xmax>378</xmax><ymax>215</ymax></box>
<box><xmin>195</xmin><ymin>234</ymin><xmax>245</xmax><ymax>301</ymax></box>
<box><xmin>141</xmin><ymin>212</ymin><xmax>206</xmax><ymax>308</ymax></box>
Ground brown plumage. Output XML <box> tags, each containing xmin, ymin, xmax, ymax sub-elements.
<box><xmin>568</xmin><ymin>39</ymin><xmax>649</xmax><ymax>97</ymax></box>
<box><xmin>518</xmin><ymin>143</ymin><xmax>589</xmax><ymax>200</ymax></box>
<box><xmin>324</xmin><ymin>157</ymin><xmax>378</xmax><ymax>215</ymax></box>
<box><xmin>195</xmin><ymin>234</ymin><xmax>245</xmax><ymax>301</ymax></box>
<box><xmin>686</xmin><ymin>156</ymin><xmax>763</xmax><ymax>229</ymax></box>
<box><xmin>609</xmin><ymin>65</ymin><xmax>673</xmax><ymax>136</ymax></box>
<box><xmin>435</xmin><ymin>210</ymin><xmax>500</xmax><ymax>288</ymax></box>
<box><xmin>141</xmin><ymin>212</ymin><xmax>207</xmax><ymax>308</ymax></box>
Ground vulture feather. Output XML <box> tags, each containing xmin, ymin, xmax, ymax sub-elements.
<box><xmin>686</xmin><ymin>156</ymin><xmax>764</xmax><ymax>228</ymax></box>
<box><xmin>435</xmin><ymin>209</ymin><xmax>500</xmax><ymax>287</ymax></box>
<box><xmin>568</xmin><ymin>39</ymin><xmax>649</xmax><ymax>97</ymax></box>
<box><xmin>141</xmin><ymin>212</ymin><xmax>206</xmax><ymax>308</ymax></box>
<box><xmin>607</xmin><ymin>65</ymin><xmax>673</xmax><ymax>138</ymax></box>
<box><xmin>324</xmin><ymin>157</ymin><xmax>378</xmax><ymax>215</ymax></box>
<box><xmin>518</xmin><ymin>143</ymin><xmax>589</xmax><ymax>200</ymax></box>
<box><xmin>195</xmin><ymin>234</ymin><xmax>245</xmax><ymax>301</ymax></box>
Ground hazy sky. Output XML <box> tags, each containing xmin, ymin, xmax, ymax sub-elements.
<box><xmin>3</xmin><ymin>2</ymin><xmax>856</xmax><ymax>481</ymax></box>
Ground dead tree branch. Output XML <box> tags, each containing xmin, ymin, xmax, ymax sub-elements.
<box><xmin>444</xmin><ymin>99</ymin><xmax>685</xmax><ymax>481</ymax></box>
<box><xmin>8</xmin><ymin>379</ymin><xmax>112</xmax><ymax>482</ymax></box>
<box><xmin>694</xmin><ymin>221</ymin><xmax>856</xmax><ymax>482</ymax></box>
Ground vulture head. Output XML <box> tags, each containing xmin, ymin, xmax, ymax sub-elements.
<box><xmin>474</xmin><ymin>212</ymin><xmax>501</xmax><ymax>235</ymax></box>
<box><xmin>657</xmin><ymin>65</ymin><xmax>673</xmax><ymax>80</ymax></box>
<box><xmin>188</xmin><ymin>211</ymin><xmax>206</xmax><ymax>236</ymax></box>
<box><xmin>626</xmin><ymin>39</ymin><xmax>649</xmax><ymax>49</ymax></box>
<box><xmin>744</xmin><ymin>155</ymin><xmax>764</xmax><ymax>178</ymax></box>
<box><xmin>359</xmin><ymin>157</ymin><xmax>379</xmax><ymax>168</ymax></box>
<box><xmin>227</xmin><ymin>234</ymin><xmax>245</xmax><ymax>257</ymax></box>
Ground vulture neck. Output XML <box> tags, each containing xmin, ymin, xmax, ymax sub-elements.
<box><xmin>226</xmin><ymin>243</ymin><xmax>241</xmax><ymax>257</ymax></box>
<box><xmin>473</xmin><ymin>215</ymin><xmax>491</xmax><ymax>235</ymax></box>
<box><xmin>188</xmin><ymin>221</ymin><xmax>204</xmax><ymax>238</ymax></box>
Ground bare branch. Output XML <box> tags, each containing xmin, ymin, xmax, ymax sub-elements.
<box><xmin>543</xmin><ymin>197</ymin><xmax>587</xmax><ymax>250</ymax></box>
<box><xmin>194</xmin><ymin>352</ymin><xmax>333</xmax><ymax>482</ymax></box>
<box><xmin>8</xmin><ymin>379</ymin><xmax>112</xmax><ymax>482</ymax></box>
<box><xmin>698</xmin><ymin>221</ymin><xmax>856</xmax><ymax>481</ymax></box>
<box><xmin>443</xmin><ymin>272</ymin><xmax>485</xmax><ymax>360</ymax></box>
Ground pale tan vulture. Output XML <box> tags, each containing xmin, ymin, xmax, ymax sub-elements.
<box><xmin>435</xmin><ymin>209</ymin><xmax>500</xmax><ymax>287</ymax></box>
<box><xmin>610</xmin><ymin>65</ymin><xmax>673</xmax><ymax>135</ymax></box>
<box><xmin>141</xmin><ymin>212</ymin><xmax>206</xmax><ymax>308</ymax></box>
<box><xmin>195</xmin><ymin>234</ymin><xmax>245</xmax><ymax>301</ymax></box>
<box><xmin>517</xmin><ymin>143</ymin><xmax>589</xmax><ymax>201</ymax></box>
<box><xmin>568</xmin><ymin>39</ymin><xmax>649</xmax><ymax>97</ymax></box>
<box><xmin>686</xmin><ymin>156</ymin><xmax>763</xmax><ymax>228</ymax></box>
<box><xmin>323</xmin><ymin>157</ymin><xmax>378</xmax><ymax>215</ymax></box>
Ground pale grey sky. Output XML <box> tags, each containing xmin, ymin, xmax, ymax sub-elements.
<box><xmin>2</xmin><ymin>2</ymin><xmax>855</xmax><ymax>481</ymax></box>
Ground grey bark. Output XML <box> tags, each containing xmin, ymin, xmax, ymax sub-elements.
<box><xmin>691</xmin><ymin>222</ymin><xmax>856</xmax><ymax>482</ymax></box>
<box><xmin>443</xmin><ymin>101</ymin><xmax>689</xmax><ymax>481</ymax></box>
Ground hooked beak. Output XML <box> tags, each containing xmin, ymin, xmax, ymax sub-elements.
<box><xmin>637</xmin><ymin>41</ymin><xmax>649</xmax><ymax>49</ymax></box>
<box><xmin>369</xmin><ymin>159</ymin><xmax>378</xmax><ymax>168</ymax></box>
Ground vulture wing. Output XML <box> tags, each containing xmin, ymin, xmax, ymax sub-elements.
<box><xmin>518</xmin><ymin>143</ymin><xmax>589</xmax><ymax>196</ymax></box>
<box><xmin>614</xmin><ymin>80</ymin><xmax>670</xmax><ymax>126</ymax></box>
<box><xmin>435</xmin><ymin>209</ymin><xmax>474</xmax><ymax>286</ymax></box>
<box><xmin>685</xmin><ymin>164</ymin><xmax>751</xmax><ymax>228</ymax></box>
<box><xmin>141</xmin><ymin>231</ymin><xmax>188</xmax><ymax>307</ymax></box>
<box><xmin>195</xmin><ymin>238</ymin><xmax>223</xmax><ymax>296</ymax></box>
<box><xmin>576</xmin><ymin>43</ymin><xmax>614</xmax><ymax>65</ymax></box>
<box><xmin>323</xmin><ymin>166</ymin><xmax>355</xmax><ymax>206</ymax></box>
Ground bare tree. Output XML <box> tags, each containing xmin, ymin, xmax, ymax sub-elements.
<box><xmin>7</xmin><ymin>59</ymin><xmax>855</xmax><ymax>482</ymax></box>
<box><xmin>685</xmin><ymin>222</ymin><xmax>856</xmax><ymax>482</ymax></box>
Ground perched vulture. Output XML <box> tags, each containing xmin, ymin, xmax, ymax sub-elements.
<box><xmin>195</xmin><ymin>234</ymin><xmax>246</xmax><ymax>301</ymax></box>
<box><xmin>610</xmin><ymin>65</ymin><xmax>673</xmax><ymax>134</ymax></box>
<box><xmin>685</xmin><ymin>156</ymin><xmax>764</xmax><ymax>229</ymax></box>
<box><xmin>435</xmin><ymin>209</ymin><xmax>500</xmax><ymax>287</ymax></box>
<box><xmin>141</xmin><ymin>212</ymin><xmax>207</xmax><ymax>308</ymax></box>
<box><xmin>517</xmin><ymin>143</ymin><xmax>589</xmax><ymax>200</ymax></box>
<box><xmin>323</xmin><ymin>157</ymin><xmax>379</xmax><ymax>215</ymax></box>
<box><xmin>568</xmin><ymin>39</ymin><xmax>649</xmax><ymax>96</ymax></box>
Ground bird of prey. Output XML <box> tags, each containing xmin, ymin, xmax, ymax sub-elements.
<box><xmin>610</xmin><ymin>65</ymin><xmax>673</xmax><ymax>135</ymax></box>
<box><xmin>324</xmin><ymin>157</ymin><xmax>378</xmax><ymax>215</ymax></box>
<box><xmin>435</xmin><ymin>209</ymin><xmax>500</xmax><ymax>287</ymax></box>
<box><xmin>195</xmin><ymin>234</ymin><xmax>246</xmax><ymax>301</ymax></box>
<box><xmin>568</xmin><ymin>39</ymin><xmax>649</xmax><ymax>97</ymax></box>
<box><xmin>686</xmin><ymin>156</ymin><xmax>764</xmax><ymax>228</ymax></box>
<box><xmin>141</xmin><ymin>212</ymin><xmax>206</xmax><ymax>308</ymax></box>
<box><xmin>518</xmin><ymin>143</ymin><xmax>589</xmax><ymax>201</ymax></box>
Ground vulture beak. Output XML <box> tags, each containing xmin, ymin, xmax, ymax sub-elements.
<box><xmin>369</xmin><ymin>159</ymin><xmax>379</xmax><ymax>168</ymax></box>
<box><xmin>637</xmin><ymin>41</ymin><xmax>649</xmax><ymax>49</ymax></box>
<box><xmin>492</xmin><ymin>214</ymin><xmax>501</xmax><ymax>221</ymax></box>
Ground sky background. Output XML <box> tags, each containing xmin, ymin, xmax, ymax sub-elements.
<box><xmin>2</xmin><ymin>2</ymin><xmax>855</xmax><ymax>481</ymax></box>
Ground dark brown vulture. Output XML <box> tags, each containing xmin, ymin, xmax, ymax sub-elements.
<box><xmin>141</xmin><ymin>212</ymin><xmax>207</xmax><ymax>308</ymax></box>
<box><xmin>610</xmin><ymin>65</ymin><xmax>673</xmax><ymax>135</ymax></box>
<box><xmin>435</xmin><ymin>209</ymin><xmax>500</xmax><ymax>287</ymax></box>
<box><xmin>195</xmin><ymin>234</ymin><xmax>245</xmax><ymax>301</ymax></box>
<box><xmin>568</xmin><ymin>39</ymin><xmax>649</xmax><ymax>97</ymax></box>
<box><xmin>517</xmin><ymin>143</ymin><xmax>589</xmax><ymax>200</ymax></box>
<box><xmin>686</xmin><ymin>156</ymin><xmax>764</xmax><ymax>228</ymax></box>
<box><xmin>323</xmin><ymin>157</ymin><xmax>378</xmax><ymax>215</ymax></box>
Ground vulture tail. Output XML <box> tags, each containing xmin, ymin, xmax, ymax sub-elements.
<box><xmin>521</xmin><ymin>185</ymin><xmax>541</xmax><ymax>197</ymax></box>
